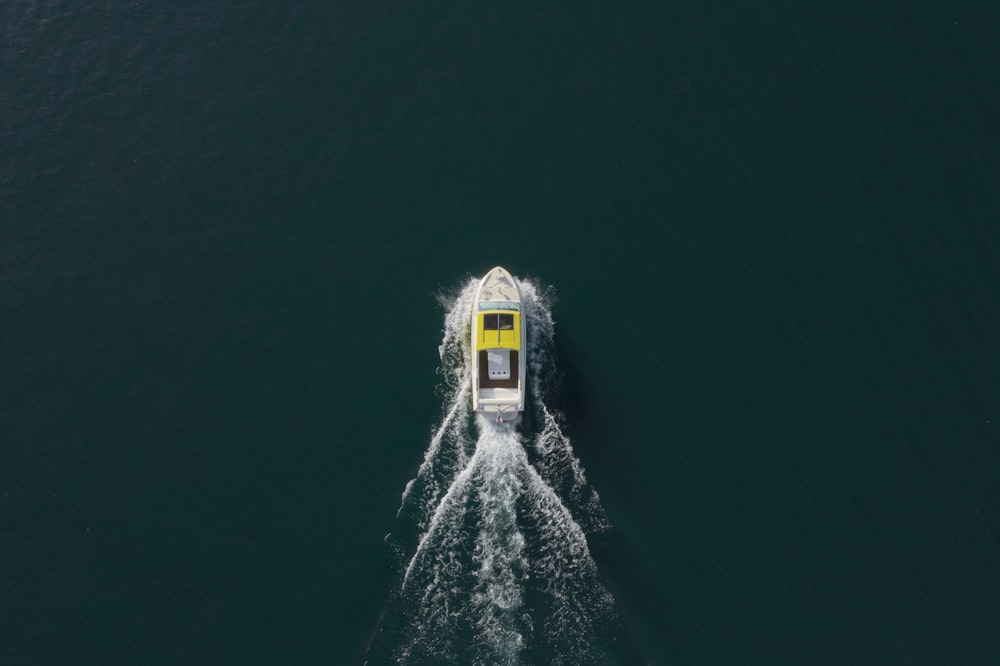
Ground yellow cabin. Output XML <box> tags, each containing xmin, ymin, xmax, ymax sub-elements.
<box><xmin>474</xmin><ymin>310</ymin><xmax>522</xmax><ymax>351</ymax></box>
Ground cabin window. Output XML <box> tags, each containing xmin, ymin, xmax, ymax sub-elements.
<box><xmin>483</xmin><ymin>313</ymin><xmax>515</xmax><ymax>331</ymax></box>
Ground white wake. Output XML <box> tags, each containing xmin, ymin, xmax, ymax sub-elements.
<box><xmin>374</xmin><ymin>277</ymin><xmax>614</xmax><ymax>665</ymax></box>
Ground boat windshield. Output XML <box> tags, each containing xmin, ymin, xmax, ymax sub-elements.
<box><xmin>478</xmin><ymin>301</ymin><xmax>519</xmax><ymax>311</ymax></box>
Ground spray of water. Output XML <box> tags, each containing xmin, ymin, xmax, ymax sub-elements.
<box><xmin>372</xmin><ymin>277</ymin><xmax>615</xmax><ymax>665</ymax></box>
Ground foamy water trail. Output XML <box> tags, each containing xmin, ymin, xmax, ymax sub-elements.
<box><xmin>372</xmin><ymin>276</ymin><xmax>615</xmax><ymax>665</ymax></box>
<box><xmin>397</xmin><ymin>379</ymin><xmax>470</xmax><ymax>526</ymax></box>
<box><xmin>521</xmin><ymin>279</ymin><xmax>609</xmax><ymax>534</ymax></box>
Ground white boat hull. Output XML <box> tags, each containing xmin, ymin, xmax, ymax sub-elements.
<box><xmin>470</xmin><ymin>267</ymin><xmax>527</xmax><ymax>422</ymax></box>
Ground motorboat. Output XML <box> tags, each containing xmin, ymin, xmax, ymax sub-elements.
<box><xmin>471</xmin><ymin>266</ymin><xmax>526</xmax><ymax>422</ymax></box>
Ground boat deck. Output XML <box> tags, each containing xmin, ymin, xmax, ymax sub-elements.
<box><xmin>478</xmin><ymin>350</ymin><xmax>519</xmax><ymax>389</ymax></box>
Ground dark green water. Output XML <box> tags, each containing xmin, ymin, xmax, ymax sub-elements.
<box><xmin>3</xmin><ymin>1</ymin><xmax>999</xmax><ymax>663</ymax></box>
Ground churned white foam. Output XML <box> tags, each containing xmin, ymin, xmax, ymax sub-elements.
<box><xmin>378</xmin><ymin>275</ymin><xmax>615</xmax><ymax>665</ymax></box>
<box><xmin>529</xmin><ymin>403</ymin><xmax>610</xmax><ymax>535</ymax></box>
<box><xmin>521</xmin><ymin>278</ymin><xmax>609</xmax><ymax>534</ymax></box>
<box><xmin>393</xmin><ymin>280</ymin><xmax>479</xmax><ymax>544</ymax></box>
<box><xmin>397</xmin><ymin>378</ymin><xmax>470</xmax><ymax>522</ymax></box>
<box><xmin>470</xmin><ymin>420</ymin><xmax>527</xmax><ymax>663</ymax></box>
